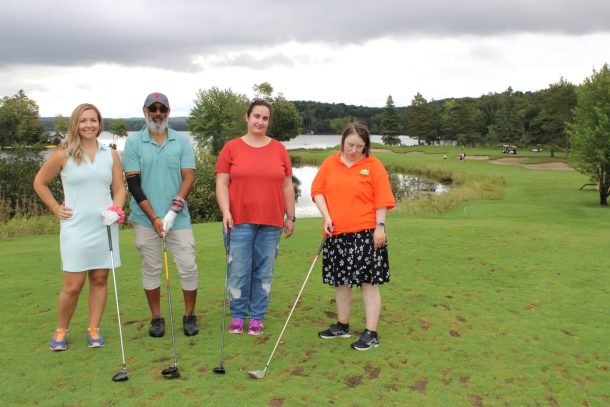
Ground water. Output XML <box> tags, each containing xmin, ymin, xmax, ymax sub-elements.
<box><xmin>39</xmin><ymin>133</ymin><xmax>445</xmax><ymax>218</ymax></box>
<box><xmin>283</xmin><ymin>134</ymin><xmax>419</xmax><ymax>150</ymax></box>
<box><xmin>292</xmin><ymin>165</ymin><xmax>447</xmax><ymax>219</ymax></box>
<box><xmin>94</xmin><ymin>132</ymin><xmax>419</xmax><ymax>153</ymax></box>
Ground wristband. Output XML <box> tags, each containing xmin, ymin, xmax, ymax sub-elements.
<box><xmin>286</xmin><ymin>216</ymin><xmax>296</xmax><ymax>222</ymax></box>
<box><xmin>376</xmin><ymin>221</ymin><xmax>385</xmax><ymax>227</ymax></box>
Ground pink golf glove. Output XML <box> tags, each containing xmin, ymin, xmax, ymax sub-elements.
<box><xmin>102</xmin><ymin>205</ymin><xmax>125</xmax><ymax>226</ymax></box>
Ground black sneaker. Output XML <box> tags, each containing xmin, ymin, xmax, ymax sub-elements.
<box><xmin>183</xmin><ymin>312</ymin><xmax>199</xmax><ymax>336</ymax></box>
<box><xmin>149</xmin><ymin>315</ymin><xmax>165</xmax><ymax>338</ymax></box>
<box><xmin>351</xmin><ymin>329</ymin><xmax>380</xmax><ymax>351</ymax></box>
<box><xmin>318</xmin><ymin>323</ymin><xmax>351</xmax><ymax>339</ymax></box>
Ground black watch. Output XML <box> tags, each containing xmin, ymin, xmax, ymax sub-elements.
<box><xmin>286</xmin><ymin>215</ymin><xmax>296</xmax><ymax>222</ymax></box>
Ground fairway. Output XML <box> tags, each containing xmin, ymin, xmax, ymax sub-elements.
<box><xmin>1</xmin><ymin>150</ymin><xmax>608</xmax><ymax>406</ymax></box>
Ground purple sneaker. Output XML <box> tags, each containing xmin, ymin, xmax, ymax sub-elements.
<box><xmin>248</xmin><ymin>319</ymin><xmax>264</xmax><ymax>336</ymax></box>
<box><xmin>229</xmin><ymin>318</ymin><xmax>244</xmax><ymax>334</ymax></box>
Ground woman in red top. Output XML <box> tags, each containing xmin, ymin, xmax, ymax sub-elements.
<box><xmin>215</xmin><ymin>99</ymin><xmax>296</xmax><ymax>335</ymax></box>
<box><xmin>311</xmin><ymin>122</ymin><xmax>395</xmax><ymax>351</ymax></box>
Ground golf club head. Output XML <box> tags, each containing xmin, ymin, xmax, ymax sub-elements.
<box><xmin>161</xmin><ymin>365</ymin><xmax>180</xmax><ymax>379</ymax></box>
<box><xmin>212</xmin><ymin>366</ymin><xmax>226</xmax><ymax>374</ymax></box>
<box><xmin>112</xmin><ymin>370</ymin><xmax>129</xmax><ymax>382</ymax></box>
<box><xmin>248</xmin><ymin>370</ymin><xmax>266</xmax><ymax>379</ymax></box>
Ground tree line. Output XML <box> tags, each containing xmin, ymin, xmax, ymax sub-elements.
<box><xmin>1</xmin><ymin>66</ymin><xmax>610</xmax><ymax>210</ymax></box>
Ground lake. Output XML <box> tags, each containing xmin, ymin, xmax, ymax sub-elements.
<box><xmin>96</xmin><ymin>132</ymin><xmax>419</xmax><ymax>152</ymax></box>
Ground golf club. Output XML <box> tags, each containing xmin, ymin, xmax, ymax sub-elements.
<box><xmin>248</xmin><ymin>235</ymin><xmax>328</xmax><ymax>379</ymax></box>
<box><xmin>160</xmin><ymin>236</ymin><xmax>180</xmax><ymax>379</ymax></box>
<box><xmin>106</xmin><ymin>225</ymin><xmax>129</xmax><ymax>382</ymax></box>
<box><xmin>213</xmin><ymin>227</ymin><xmax>231</xmax><ymax>375</ymax></box>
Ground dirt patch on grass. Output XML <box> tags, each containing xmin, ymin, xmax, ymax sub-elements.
<box><xmin>418</xmin><ymin>318</ymin><xmax>431</xmax><ymax>330</ymax></box>
<box><xmin>255</xmin><ymin>336</ymin><xmax>270</xmax><ymax>345</ymax></box>
<box><xmin>490</xmin><ymin>157</ymin><xmax>573</xmax><ymax>171</ymax></box>
<box><xmin>290</xmin><ymin>367</ymin><xmax>308</xmax><ymax>377</ymax></box>
<box><xmin>465</xmin><ymin>155</ymin><xmax>490</xmax><ymax>160</ymax></box>
<box><xmin>469</xmin><ymin>394</ymin><xmax>484</xmax><ymax>407</ymax></box>
<box><xmin>364</xmin><ymin>363</ymin><xmax>381</xmax><ymax>379</ymax></box>
<box><xmin>324</xmin><ymin>311</ymin><xmax>336</xmax><ymax>319</ymax></box>
<box><xmin>346</xmin><ymin>375</ymin><xmax>362</xmax><ymax>387</ymax></box>
<box><xmin>270</xmin><ymin>398</ymin><xmax>285</xmax><ymax>407</ymax></box>
<box><xmin>410</xmin><ymin>378</ymin><xmax>428</xmax><ymax>393</ymax></box>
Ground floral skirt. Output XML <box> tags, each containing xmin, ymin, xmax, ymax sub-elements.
<box><xmin>322</xmin><ymin>229</ymin><xmax>390</xmax><ymax>287</ymax></box>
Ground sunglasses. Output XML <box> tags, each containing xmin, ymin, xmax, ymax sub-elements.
<box><xmin>147</xmin><ymin>105</ymin><xmax>168</xmax><ymax>113</ymax></box>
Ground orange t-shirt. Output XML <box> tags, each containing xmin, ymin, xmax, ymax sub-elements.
<box><xmin>311</xmin><ymin>152</ymin><xmax>395</xmax><ymax>235</ymax></box>
<box><xmin>216</xmin><ymin>138</ymin><xmax>292</xmax><ymax>227</ymax></box>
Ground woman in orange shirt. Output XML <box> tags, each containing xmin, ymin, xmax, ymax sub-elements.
<box><xmin>311</xmin><ymin>122</ymin><xmax>395</xmax><ymax>351</ymax></box>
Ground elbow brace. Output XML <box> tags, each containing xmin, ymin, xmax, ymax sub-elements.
<box><xmin>126</xmin><ymin>174</ymin><xmax>148</xmax><ymax>203</ymax></box>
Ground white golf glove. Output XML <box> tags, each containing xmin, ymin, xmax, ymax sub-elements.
<box><xmin>163</xmin><ymin>211</ymin><xmax>177</xmax><ymax>234</ymax></box>
<box><xmin>102</xmin><ymin>210</ymin><xmax>121</xmax><ymax>226</ymax></box>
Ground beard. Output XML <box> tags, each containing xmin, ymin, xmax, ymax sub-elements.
<box><xmin>145</xmin><ymin>113</ymin><xmax>168</xmax><ymax>134</ymax></box>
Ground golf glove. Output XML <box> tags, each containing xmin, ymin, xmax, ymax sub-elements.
<box><xmin>102</xmin><ymin>205</ymin><xmax>125</xmax><ymax>226</ymax></box>
<box><xmin>170</xmin><ymin>195</ymin><xmax>186</xmax><ymax>213</ymax></box>
<box><xmin>163</xmin><ymin>210</ymin><xmax>177</xmax><ymax>234</ymax></box>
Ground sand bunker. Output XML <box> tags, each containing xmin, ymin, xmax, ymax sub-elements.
<box><xmin>490</xmin><ymin>157</ymin><xmax>573</xmax><ymax>171</ymax></box>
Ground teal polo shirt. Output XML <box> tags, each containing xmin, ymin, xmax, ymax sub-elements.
<box><xmin>123</xmin><ymin>127</ymin><xmax>196</xmax><ymax>230</ymax></box>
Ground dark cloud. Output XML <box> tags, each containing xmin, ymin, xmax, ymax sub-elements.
<box><xmin>1</xmin><ymin>0</ymin><xmax>609</xmax><ymax>70</ymax></box>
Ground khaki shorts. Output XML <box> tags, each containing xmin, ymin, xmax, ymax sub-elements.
<box><xmin>133</xmin><ymin>224</ymin><xmax>199</xmax><ymax>291</ymax></box>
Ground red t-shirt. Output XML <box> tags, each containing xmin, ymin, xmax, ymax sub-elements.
<box><xmin>216</xmin><ymin>138</ymin><xmax>292</xmax><ymax>227</ymax></box>
<box><xmin>311</xmin><ymin>152</ymin><xmax>395</xmax><ymax>235</ymax></box>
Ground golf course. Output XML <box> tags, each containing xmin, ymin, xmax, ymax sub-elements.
<box><xmin>1</xmin><ymin>146</ymin><xmax>608</xmax><ymax>406</ymax></box>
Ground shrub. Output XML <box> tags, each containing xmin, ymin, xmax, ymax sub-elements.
<box><xmin>189</xmin><ymin>148</ymin><xmax>222</xmax><ymax>223</ymax></box>
<box><xmin>0</xmin><ymin>147</ymin><xmax>62</xmax><ymax>222</ymax></box>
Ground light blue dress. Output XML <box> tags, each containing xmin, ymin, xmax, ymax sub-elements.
<box><xmin>59</xmin><ymin>144</ymin><xmax>120</xmax><ymax>272</ymax></box>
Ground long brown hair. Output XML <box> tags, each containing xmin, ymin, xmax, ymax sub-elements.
<box><xmin>62</xmin><ymin>103</ymin><xmax>103</xmax><ymax>165</ymax></box>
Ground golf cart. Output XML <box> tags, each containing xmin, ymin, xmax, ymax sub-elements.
<box><xmin>501</xmin><ymin>145</ymin><xmax>517</xmax><ymax>154</ymax></box>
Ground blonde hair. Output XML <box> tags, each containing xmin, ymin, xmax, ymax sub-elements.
<box><xmin>62</xmin><ymin>103</ymin><xmax>103</xmax><ymax>165</ymax></box>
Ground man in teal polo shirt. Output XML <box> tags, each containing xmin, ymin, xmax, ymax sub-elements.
<box><xmin>123</xmin><ymin>92</ymin><xmax>199</xmax><ymax>337</ymax></box>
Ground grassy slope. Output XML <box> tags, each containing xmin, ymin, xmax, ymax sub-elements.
<box><xmin>0</xmin><ymin>149</ymin><xmax>608</xmax><ymax>406</ymax></box>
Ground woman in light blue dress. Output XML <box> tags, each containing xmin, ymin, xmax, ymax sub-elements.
<box><xmin>34</xmin><ymin>103</ymin><xmax>126</xmax><ymax>351</ymax></box>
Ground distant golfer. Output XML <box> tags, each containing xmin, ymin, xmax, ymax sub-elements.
<box><xmin>123</xmin><ymin>92</ymin><xmax>199</xmax><ymax>337</ymax></box>
<box><xmin>215</xmin><ymin>98</ymin><xmax>296</xmax><ymax>336</ymax></box>
<box><xmin>33</xmin><ymin>103</ymin><xmax>126</xmax><ymax>351</ymax></box>
<box><xmin>311</xmin><ymin>121</ymin><xmax>395</xmax><ymax>351</ymax></box>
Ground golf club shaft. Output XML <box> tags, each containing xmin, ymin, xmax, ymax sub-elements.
<box><xmin>261</xmin><ymin>236</ymin><xmax>327</xmax><ymax>372</ymax></box>
<box><xmin>218</xmin><ymin>227</ymin><xmax>231</xmax><ymax>367</ymax></box>
<box><xmin>106</xmin><ymin>226</ymin><xmax>127</xmax><ymax>371</ymax></box>
<box><xmin>163</xmin><ymin>237</ymin><xmax>178</xmax><ymax>367</ymax></box>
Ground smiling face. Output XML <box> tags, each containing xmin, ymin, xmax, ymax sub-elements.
<box><xmin>246</xmin><ymin>104</ymin><xmax>271</xmax><ymax>136</ymax></box>
<box><xmin>78</xmin><ymin>108</ymin><xmax>100</xmax><ymax>140</ymax></box>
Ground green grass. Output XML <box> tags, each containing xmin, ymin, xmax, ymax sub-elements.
<box><xmin>1</xmin><ymin>149</ymin><xmax>609</xmax><ymax>406</ymax></box>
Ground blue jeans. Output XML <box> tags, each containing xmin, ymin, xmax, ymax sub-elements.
<box><xmin>224</xmin><ymin>224</ymin><xmax>283</xmax><ymax>320</ymax></box>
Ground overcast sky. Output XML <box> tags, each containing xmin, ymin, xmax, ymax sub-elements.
<box><xmin>1</xmin><ymin>0</ymin><xmax>609</xmax><ymax>118</ymax></box>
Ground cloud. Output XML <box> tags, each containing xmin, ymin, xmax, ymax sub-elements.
<box><xmin>2</xmin><ymin>0</ymin><xmax>609</xmax><ymax>70</ymax></box>
<box><xmin>202</xmin><ymin>52</ymin><xmax>297</xmax><ymax>69</ymax></box>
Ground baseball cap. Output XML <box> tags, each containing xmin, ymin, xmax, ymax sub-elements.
<box><xmin>143</xmin><ymin>92</ymin><xmax>170</xmax><ymax>108</ymax></box>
